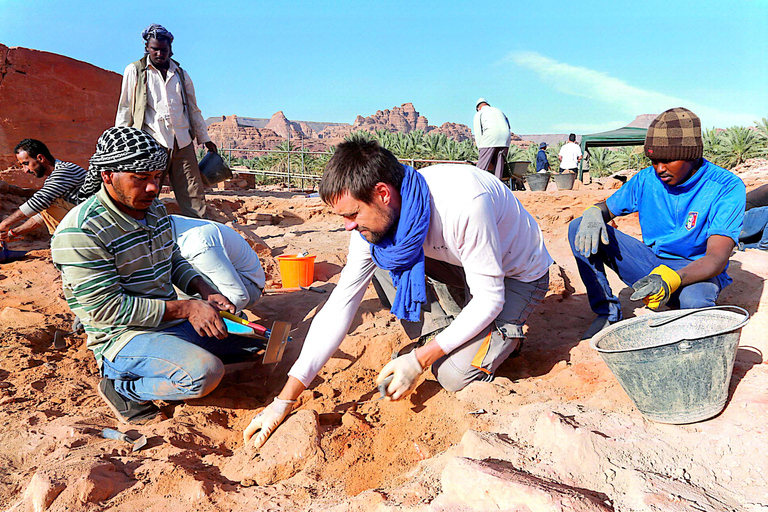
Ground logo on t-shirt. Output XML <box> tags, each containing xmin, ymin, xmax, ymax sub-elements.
<box><xmin>685</xmin><ymin>211</ymin><xmax>698</xmax><ymax>231</ymax></box>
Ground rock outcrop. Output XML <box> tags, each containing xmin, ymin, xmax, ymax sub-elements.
<box><xmin>0</xmin><ymin>44</ymin><xmax>121</xmax><ymax>170</ymax></box>
<box><xmin>350</xmin><ymin>102</ymin><xmax>429</xmax><ymax>133</ymax></box>
<box><xmin>432</xmin><ymin>121</ymin><xmax>473</xmax><ymax>142</ymax></box>
<box><xmin>206</xmin><ymin>103</ymin><xmax>476</xmax><ymax>155</ymax></box>
<box><xmin>264</xmin><ymin>110</ymin><xmax>315</xmax><ymax>139</ymax></box>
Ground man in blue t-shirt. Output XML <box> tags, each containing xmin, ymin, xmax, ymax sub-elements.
<box><xmin>567</xmin><ymin>108</ymin><xmax>745</xmax><ymax>339</ymax></box>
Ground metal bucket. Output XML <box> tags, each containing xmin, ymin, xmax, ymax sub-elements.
<box><xmin>525</xmin><ymin>173</ymin><xmax>550</xmax><ymax>191</ymax></box>
<box><xmin>508</xmin><ymin>161</ymin><xmax>530</xmax><ymax>178</ymax></box>
<box><xmin>199</xmin><ymin>151</ymin><xmax>233</xmax><ymax>186</ymax></box>
<box><xmin>591</xmin><ymin>306</ymin><xmax>749</xmax><ymax>424</ymax></box>
<box><xmin>553</xmin><ymin>172</ymin><xmax>576</xmax><ymax>190</ymax></box>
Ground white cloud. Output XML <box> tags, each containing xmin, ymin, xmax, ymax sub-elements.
<box><xmin>507</xmin><ymin>51</ymin><xmax>757</xmax><ymax>128</ymax></box>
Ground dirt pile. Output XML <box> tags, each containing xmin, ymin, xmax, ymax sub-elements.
<box><xmin>0</xmin><ymin>45</ymin><xmax>121</xmax><ymax>169</ymax></box>
<box><xmin>0</xmin><ymin>178</ymin><xmax>767</xmax><ymax>511</ymax></box>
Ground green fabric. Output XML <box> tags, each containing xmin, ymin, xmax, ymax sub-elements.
<box><xmin>579</xmin><ymin>126</ymin><xmax>648</xmax><ymax>179</ymax></box>
<box><xmin>51</xmin><ymin>187</ymin><xmax>200</xmax><ymax>364</ymax></box>
<box><xmin>580</xmin><ymin>126</ymin><xmax>648</xmax><ymax>149</ymax></box>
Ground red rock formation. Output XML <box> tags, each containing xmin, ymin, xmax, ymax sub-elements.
<box><xmin>351</xmin><ymin>102</ymin><xmax>429</xmax><ymax>134</ymax></box>
<box><xmin>206</xmin><ymin>115</ymin><xmax>284</xmax><ymax>153</ymax></box>
<box><xmin>432</xmin><ymin>122</ymin><xmax>473</xmax><ymax>142</ymax></box>
<box><xmin>265</xmin><ymin>111</ymin><xmax>314</xmax><ymax>139</ymax></box>
<box><xmin>0</xmin><ymin>44</ymin><xmax>121</xmax><ymax>170</ymax></box>
<box><xmin>206</xmin><ymin>104</ymin><xmax>476</xmax><ymax>155</ymax></box>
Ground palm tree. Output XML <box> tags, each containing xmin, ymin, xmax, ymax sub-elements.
<box><xmin>419</xmin><ymin>133</ymin><xmax>448</xmax><ymax>161</ymax></box>
<box><xmin>754</xmin><ymin>118</ymin><xmax>768</xmax><ymax>156</ymax></box>
<box><xmin>715</xmin><ymin>126</ymin><xmax>765</xmax><ymax>169</ymax></box>
<box><xmin>702</xmin><ymin>128</ymin><xmax>722</xmax><ymax>163</ymax></box>
<box><xmin>613</xmin><ymin>146</ymin><xmax>648</xmax><ymax>172</ymax></box>
<box><xmin>523</xmin><ymin>144</ymin><xmax>540</xmax><ymax>174</ymax></box>
<box><xmin>588</xmin><ymin>148</ymin><xmax>617</xmax><ymax>177</ymax></box>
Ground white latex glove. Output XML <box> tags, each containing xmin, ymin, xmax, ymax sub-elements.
<box><xmin>243</xmin><ymin>397</ymin><xmax>296</xmax><ymax>449</ymax></box>
<box><xmin>376</xmin><ymin>350</ymin><xmax>424</xmax><ymax>401</ymax></box>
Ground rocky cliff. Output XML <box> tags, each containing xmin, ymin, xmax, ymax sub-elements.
<box><xmin>0</xmin><ymin>44</ymin><xmax>121</xmax><ymax>169</ymax></box>
<box><xmin>207</xmin><ymin>103</ymin><xmax>475</xmax><ymax>154</ymax></box>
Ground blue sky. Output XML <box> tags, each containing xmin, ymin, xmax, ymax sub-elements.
<box><xmin>1</xmin><ymin>0</ymin><xmax>766</xmax><ymax>134</ymax></box>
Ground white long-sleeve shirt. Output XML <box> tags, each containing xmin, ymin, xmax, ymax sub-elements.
<box><xmin>473</xmin><ymin>106</ymin><xmax>512</xmax><ymax>148</ymax></box>
<box><xmin>171</xmin><ymin>215</ymin><xmax>266</xmax><ymax>312</ymax></box>
<box><xmin>288</xmin><ymin>164</ymin><xmax>552</xmax><ymax>387</ymax></box>
<box><xmin>115</xmin><ymin>60</ymin><xmax>211</xmax><ymax>149</ymax></box>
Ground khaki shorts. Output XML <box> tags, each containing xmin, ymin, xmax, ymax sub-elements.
<box><xmin>37</xmin><ymin>198</ymin><xmax>75</xmax><ymax>234</ymax></box>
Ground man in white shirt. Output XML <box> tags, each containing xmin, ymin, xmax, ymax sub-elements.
<box><xmin>243</xmin><ymin>140</ymin><xmax>552</xmax><ymax>449</ymax></box>
<box><xmin>473</xmin><ymin>98</ymin><xmax>512</xmax><ymax>180</ymax></box>
<box><xmin>558</xmin><ymin>133</ymin><xmax>583</xmax><ymax>174</ymax></box>
<box><xmin>170</xmin><ymin>215</ymin><xmax>266</xmax><ymax>312</ymax></box>
<box><xmin>116</xmin><ymin>24</ymin><xmax>217</xmax><ymax>219</ymax></box>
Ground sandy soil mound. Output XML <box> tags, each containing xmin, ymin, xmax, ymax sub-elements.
<box><xmin>1</xmin><ymin>175</ymin><xmax>766</xmax><ymax>511</ymax></box>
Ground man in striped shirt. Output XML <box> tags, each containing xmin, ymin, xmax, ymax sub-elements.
<box><xmin>0</xmin><ymin>139</ymin><xmax>86</xmax><ymax>241</ymax></box>
<box><xmin>52</xmin><ymin>127</ymin><xmax>262</xmax><ymax>424</ymax></box>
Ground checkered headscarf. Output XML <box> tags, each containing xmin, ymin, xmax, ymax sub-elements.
<box><xmin>142</xmin><ymin>24</ymin><xmax>174</xmax><ymax>44</ymax></box>
<box><xmin>644</xmin><ymin>107</ymin><xmax>703</xmax><ymax>161</ymax></box>
<box><xmin>76</xmin><ymin>127</ymin><xmax>168</xmax><ymax>203</ymax></box>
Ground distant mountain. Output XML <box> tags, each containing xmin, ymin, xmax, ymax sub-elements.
<box><xmin>205</xmin><ymin>115</ymin><xmax>348</xmax><ymax>134</ymax></box>
<box><xmin>205</xmin><ymin>103</ymin><xmax>474</xmax><ymax>154</ymax></box>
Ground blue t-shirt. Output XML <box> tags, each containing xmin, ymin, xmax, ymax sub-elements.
<box><xmin>606</xmin><ymin>159</ymin><xmax>745</xmax><ymax>287</ymax></box>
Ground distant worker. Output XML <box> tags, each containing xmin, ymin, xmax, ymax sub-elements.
<box><xmin>473</xmin><ymin>98</ymin><xmax>512</xmax><ymax>180</ymax></box>
<box><xmin>738</xmin><ymin>184</ymin><xmax>768</xmax><ymax>251</ymax></box>
<box><xmin>243</xmin><ymin>140</ymin><xmax>552</xmax><ymax>449</ymax></box>
<box><xmin>171</xmin><ymin>215</ymin><xmax>266</xmax><ymax>311</ymax></box>
<box><xmin>568</xmin><ymin>108</ymin><xmax>745</xmax><ymax>339</ymax></box>
<box><xmin>116</xmin><ymin>23</ymin><xmax>217</xmax><ymax>219</ymax></box>
<box><xmin>536</xmin><ymin>142</ymin><xmax>550</xmax><ymax>174</ymax></box>
<box><xmin>52</xmin><ymin>127</ymin><xmax>262</xmax><ymax>424</ymax></box>
<box><xmin>0</xmin><ymin>139</ymin><xmax>86</xmax><ymax>242</ymax></box>
<box><xmin>558</xmin><ymin>133</ymin><xmax>582</xmax><ymax>174</ymax></box>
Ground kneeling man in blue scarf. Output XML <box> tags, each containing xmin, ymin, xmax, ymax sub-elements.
<box><xmin>243</xmin><ymin>139</ymin><xmax>553</xmax><ymax>449</ymax></box>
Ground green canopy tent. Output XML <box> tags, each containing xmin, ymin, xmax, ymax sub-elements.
<box><xmin>579</xmin><ymin>126</ymin><xmax>648</xmax><ymax>181</ymax></box>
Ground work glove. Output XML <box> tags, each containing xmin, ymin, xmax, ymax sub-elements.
<box><xmin>377</xmin><ymin>350</ymin><xmax>424</xmax><ymax>401</ymax></box>
<box><xmin>630</xmin><ymin>265</ymin><xmax>682</xmax><ymax>310</ymax></box>
<box><xmin>575</xmin><ymin>206</ymin><xmax>610</xmax><ymax>258</ymax></box>
<box><xmin>243</xmin><ymin>397</ymin><xmax>296</xmax><ymax>449</ymax></box>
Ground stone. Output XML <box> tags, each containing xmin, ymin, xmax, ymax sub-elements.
<box><xmin>435</xmin><ymin>456</ymin><xmax>612</xmax><ymax>511</ymax></box>
<box><xmin>16</xmin><ymin>471</ymin><xmax>66</xmax><ymax>512</ymax></box>
<box><xmin>0</xmin><ymin>307</ymin><xmax>46</xmax><ymax>330</ymax></box>
<box><xmin>221</xmin><ymin>410</ymin><xmax>321</xmax><ymax>486</ymax></box>
<box><xmin>459</xmin><ymin>430</ymin><xmax>526</xmax><ymax>465</ymax></box>
<box><xmin>0</xmin><ymin>44</ymin><xmax>121</xmax><ymax>169</ymax></box>
<box><xmin>547</xmin><ymin>265</ymin><xmax>576</xmax><ymax>300</ymax></box>
<box><xmin>229</xmin><ymin>223</ymin><xmax>271</xmax><ymax>252</ymax></box>
<box><xmin>76</xmin><ymin>462</ymin><xmax>129</xmax><ymax>504</ymax></box>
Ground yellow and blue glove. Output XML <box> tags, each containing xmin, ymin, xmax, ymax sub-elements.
<box><xmin>630</xmin><ymin>265</ymin><xmax>682</xmax><ymax>310</ymax></box>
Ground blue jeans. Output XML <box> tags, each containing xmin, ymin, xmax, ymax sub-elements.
<box><xmin>101</xmin><ymin>321</ymin><xmax>264</xmax><ymax>402</ymax></box>
<box><xmin>739</xmin><ymin>205</ymin><xmax>768</xmax><ymax>250</ymax></box>
<box><xmin>568</xmin><ymin>217</ymin><xmax>722</xmax><ymax>322</ymax></box>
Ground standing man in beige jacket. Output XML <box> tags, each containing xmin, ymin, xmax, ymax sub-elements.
<box><xmin>116</xmin><ymin>23</ymin><xmax>217</xmax><ymax>218</ymax></box>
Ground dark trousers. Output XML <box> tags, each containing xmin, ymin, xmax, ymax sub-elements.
<box><xmin>567</xmin><ymin>217</ymin><xmax>722</xmax><ymax>322</ymax></box>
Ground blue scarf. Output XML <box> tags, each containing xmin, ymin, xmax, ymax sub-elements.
<box><xmin>369</xmin><ymin>165</ymin><xmax>431</xmax><ymax>322</ymax></box>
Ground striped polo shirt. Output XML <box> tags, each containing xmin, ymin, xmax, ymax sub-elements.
<box><xmin>51</xmin><ymin>187</ymin><xmax>201</xmax><ymax>363</ymax></box>
<box><xmin>19</xmin><ymin>160</ymin><xmax>87</xmax><ymax>216</ymax></box>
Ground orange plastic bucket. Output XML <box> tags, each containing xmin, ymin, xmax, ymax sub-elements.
<box><xmin>277</xmin><ymin>254</ymin><xmax>316</xmax><ymax>288</ymax></box>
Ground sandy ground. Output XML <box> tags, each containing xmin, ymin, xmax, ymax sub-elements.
<box><xmin>0</xmin><ymin>165</ymin><xmax>767</xmax><ymax>511</ymax></box>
